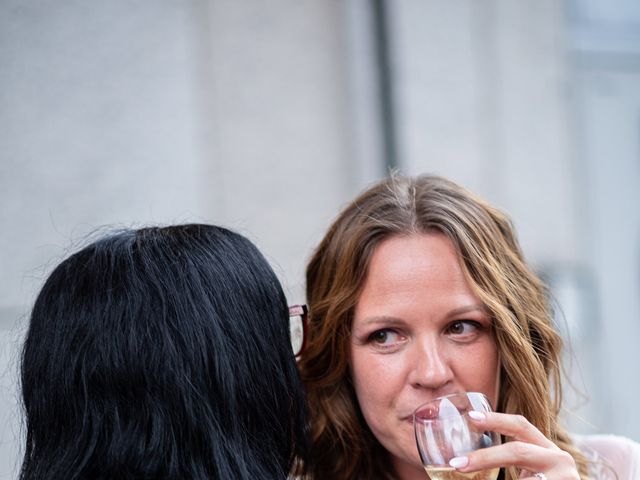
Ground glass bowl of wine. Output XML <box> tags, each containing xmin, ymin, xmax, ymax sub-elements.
<box><xmin>413</xmin><ymin>392</ymin><xmax>500</xmax><ymax>480</ymax></box>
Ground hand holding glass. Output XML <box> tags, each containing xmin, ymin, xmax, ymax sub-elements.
<box><xmin>413</xmin><ymin>392</ymin><xmax>500</xmax><ymax>480</ymax></box>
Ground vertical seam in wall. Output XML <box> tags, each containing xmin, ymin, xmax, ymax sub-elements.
<box><xmin>372</xmin><ymin>0</ymin><xmax>398</xmax><ymax>173</ymax></box>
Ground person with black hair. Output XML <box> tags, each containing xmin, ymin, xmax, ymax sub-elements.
<box><xmin>20</xmin><ymin>224</ymin><xmax>309</xmax><ymax>480</ymax></box>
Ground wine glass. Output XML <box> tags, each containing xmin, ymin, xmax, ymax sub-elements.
<box><xmin>413</xmin><ymin>392</ymin><xmax>500</xmax><ymax>480</ymax></box>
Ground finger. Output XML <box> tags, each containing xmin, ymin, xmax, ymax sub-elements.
<box><xmin>453</xmin><ymin>441</ymin><xmax>552</xmax><ymax>472</ymax></box>
<box><xmin>467</xmin><ymin>411</ymin><xmax>557</xmax><ymax>449</ymax></box>
<box><xmin>449</xmin><ymin>441</ymin><xmax>576</xmax><ymax>476</ymax></box>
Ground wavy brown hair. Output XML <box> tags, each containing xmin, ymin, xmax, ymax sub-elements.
<box><xmin>296</xmin><ymin>175</ymin><xmax>589</xmax><ymax>479</ymax></box>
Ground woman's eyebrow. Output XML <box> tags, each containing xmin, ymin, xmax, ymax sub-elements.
<box><xmin>355</xmin><ymin>316</ymin><xmax>406</xmax><ymax>327</ymax></box>
<box><xmin>446</xmin><ymin>304</ymin><xmax>488</xmax><ymax>317</ymax></box>
<box><xmin>355</xmin><ymin>305</ymin><xmax>489</xmax><ymax>329</ymax></box>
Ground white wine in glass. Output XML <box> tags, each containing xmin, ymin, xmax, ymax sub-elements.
<box><xmin>414</xmin><ymin>392</ymin><xmax>500</xmax><ymax>480</ymax></box>
<box><xmin>423</xmin><ymin>466</ymin><xmax>500</xmax><ymax>480</ymax></box>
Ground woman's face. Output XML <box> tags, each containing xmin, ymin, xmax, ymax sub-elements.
<box><xmin>350</xmin><ymin>233</ymin><xmax>500</xmax><ymax>477</ymax></box>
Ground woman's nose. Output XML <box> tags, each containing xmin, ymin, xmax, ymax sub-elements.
<box><xmin>407</xmin><ymin>336</ymin><xmax>454</xmax><ymax>390</ymax></box>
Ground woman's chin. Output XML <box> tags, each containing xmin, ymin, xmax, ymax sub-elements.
<box><xmin>388</xmin><ymin>446</ymin><xmax>425</xmax><ymax>478</ymax></box>
<box><xmin>391</xmin><ymin>455</ymin><xmax>427</xmax><ymax>479</ymax></box>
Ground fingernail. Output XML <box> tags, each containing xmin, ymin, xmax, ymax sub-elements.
<box><xmin>449</xmin><ymin>456</ymin><xmax>469</xmax><ymax>468</ymax></box>
<box><xmin>468</xmin><ymin>410</ymin><xmax>485</xmax><ymax>421</ymax></box>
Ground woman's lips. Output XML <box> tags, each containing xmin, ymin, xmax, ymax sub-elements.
<box><xmin>402</xmin><ymin>414</ymin><xmax>416</xmax><ymax>425</ymax></box>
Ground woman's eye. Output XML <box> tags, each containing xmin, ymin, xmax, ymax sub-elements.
<box><xmin>368</xmin><ymin>329</ymin><xmax>402</xmax><ymax>345</ymax></box>
<box><xmin>447</xmin><ymin>320</ymin><xmax>480</xmax><ymax>336</ymax></box>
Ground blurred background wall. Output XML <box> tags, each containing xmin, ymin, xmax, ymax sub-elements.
<box><xmin>1</xmin><ymin>0</ymin><xmax>638</xmax><ymax>477</ymax></box>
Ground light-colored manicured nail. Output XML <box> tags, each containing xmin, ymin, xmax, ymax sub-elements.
<box><xmin>449</xmin><ymin>456</ymin><xmax>469</xmax><ymax>468</ymax></box>
<box><xmin>468</xmin><ymin>410</ymin><xmax>486</xmax><ymax>421</ymax></box>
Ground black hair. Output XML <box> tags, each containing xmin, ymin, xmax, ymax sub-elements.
<box><xmin>20</xmin><ymin>224</ymin><xmax>308</xmax><ymax>479</ymax></box>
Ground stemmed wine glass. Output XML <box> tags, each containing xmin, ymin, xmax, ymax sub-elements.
<box><xmin>413</xmin><ymin>392</ymin><xmax>500</xmax><ymax>480</ymax></box>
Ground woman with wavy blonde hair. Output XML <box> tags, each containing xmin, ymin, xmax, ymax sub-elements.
<box><xmin>296</xmin><ymin>175</ymin><xmax>639</xmax><ymax>479</ymax></box>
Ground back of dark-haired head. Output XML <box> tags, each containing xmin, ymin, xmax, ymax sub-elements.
<box><xmin>20</xmin><ymin>224</ymin><xmax>308</xmax><ymax>480</ymax></box>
